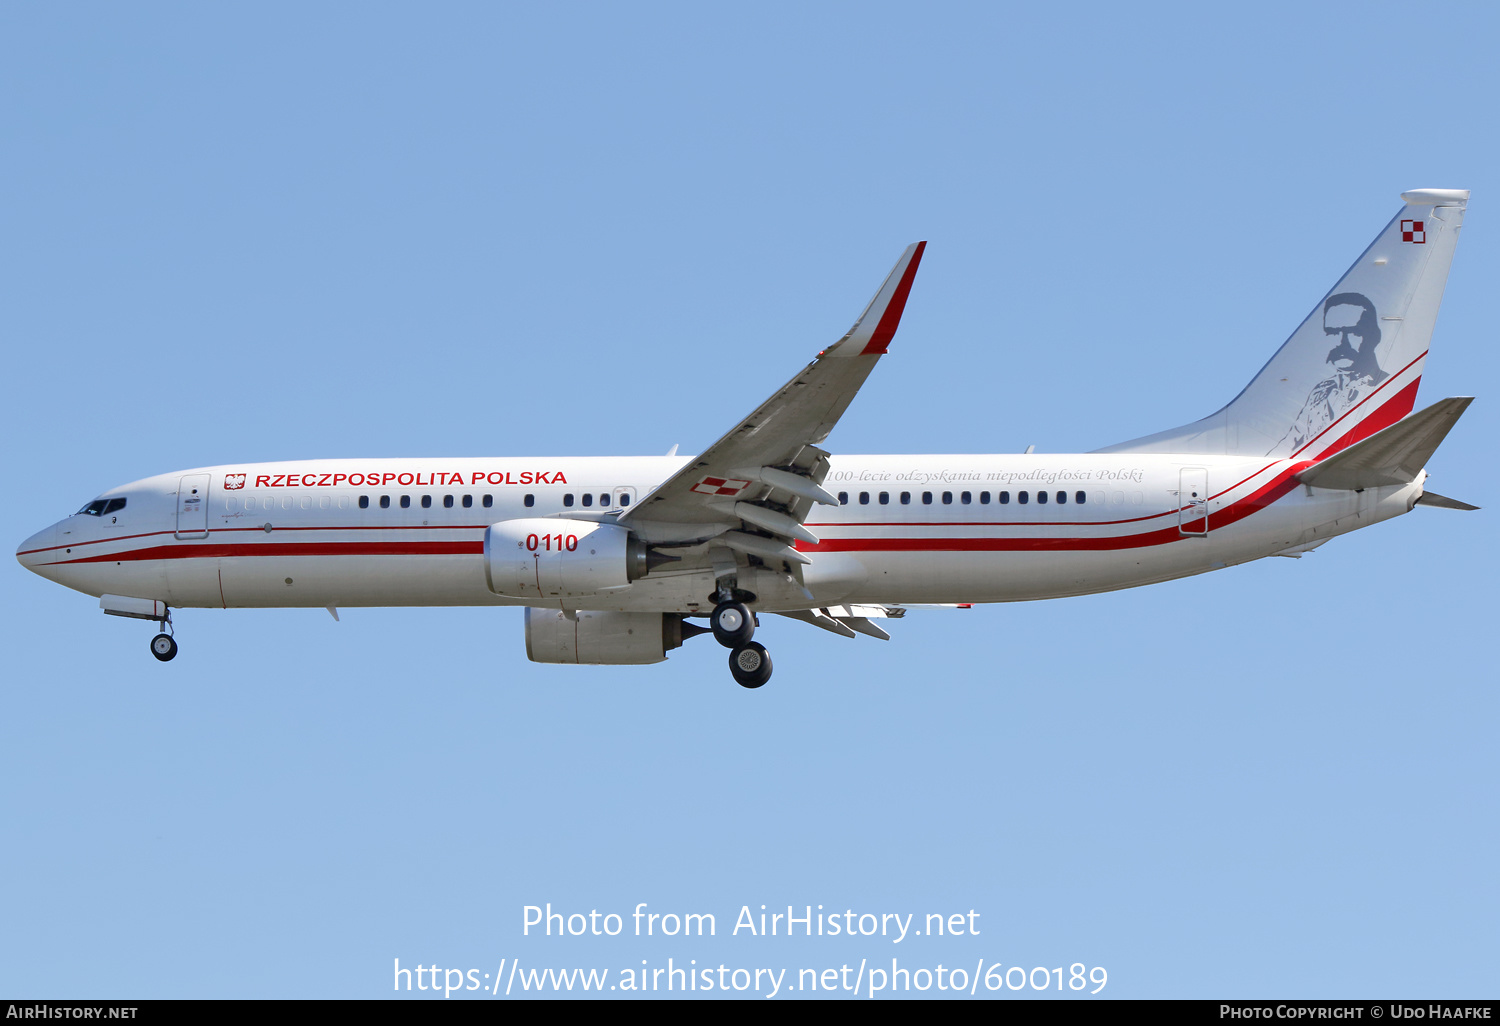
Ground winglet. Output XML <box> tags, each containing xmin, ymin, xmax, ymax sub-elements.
<box><xmin>826</xmin><ymin>242</ymin><xmax>926</xmax><ymax>357</ymax></box>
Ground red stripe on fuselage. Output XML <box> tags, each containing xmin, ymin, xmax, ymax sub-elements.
<box><xmin>801</xmin><ymin>460</ymin><xmax>1311</xmax><ymax>553</ymax></box>
<box><xmin>42</xmin><ymin>539</ymin><xmax>485</xmax><ymax>565</ymax></box>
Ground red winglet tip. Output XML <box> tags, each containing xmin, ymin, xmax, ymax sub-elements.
<box><xmin>860</xmin><ymin>242</ymin><xmax>927</xmax><ymax>356</ymax></box>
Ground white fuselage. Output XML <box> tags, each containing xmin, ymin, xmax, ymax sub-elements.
<box><xmin>15</xmin><ymin>452</ymin><xmax>1421</xmax><ymax>614</ymax></box>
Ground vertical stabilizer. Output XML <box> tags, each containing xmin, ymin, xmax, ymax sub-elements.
<box><xmin>1097</xmin><ymin>189</ymin><xmax>1468</xmax><ymax>459</ymax></box>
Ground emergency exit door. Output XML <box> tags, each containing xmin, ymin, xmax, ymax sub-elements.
<box><xmin>1178</xmin><ymin>467</ymin><xmax>1209</xmax><ymax>536</ymax></box>
<box><xmin>175</xmin><ymin>474</ymin><xmax>211</xmax><ymax>539</ymax></box>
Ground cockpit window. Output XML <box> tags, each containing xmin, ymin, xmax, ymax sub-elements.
<box><xmin>76</xmin><ymin>497</ymin><xmax>126</xmax><ymax>517</ymax></box>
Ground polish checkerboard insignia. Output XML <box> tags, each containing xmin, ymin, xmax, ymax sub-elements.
<box><xmin>691</xmin><ymin>476</ymin><xmax>752</xmax><ymax>497</ymax></box>
<box><xmin>1401</xmin><ymin>219</ymin><xmax>1426</xmax><ymax>244</ymax></box>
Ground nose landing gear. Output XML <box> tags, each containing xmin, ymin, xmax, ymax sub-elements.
<box><xmin>150</xmin><ymin>633</ymin><xmax>178</xmax><ymax>662</ymax></box>
<box><xmin>149</xmin><ymin>606</ymin><xmax>177</xmax><ymax>662</ymax></box>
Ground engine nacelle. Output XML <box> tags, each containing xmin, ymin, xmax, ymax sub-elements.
<box><xmin>525</xmin><ymin>609</ymin><xmax>692</xmax><ymax>665</ymax></box>
<box><xmin>484</xmin><ymin>518</ymin><xmax>646</xmax><ymax>600</ymax></box>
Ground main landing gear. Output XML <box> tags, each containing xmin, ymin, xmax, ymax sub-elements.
<box><xmin>728</xmin><ymin>641</ymin><xmax>772</xmax><ymax>689</ymax></box>
<box><xmin>710</xmin><ymin>601</ymin><xmax>754</xmax><ymax>647</ymax></box>
<box><xmin>710</xmin><ymin>598</ymin><xmax>772</xmax><ymax>688</ymax></box>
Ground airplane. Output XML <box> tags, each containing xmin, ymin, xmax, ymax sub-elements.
<box><xmin>15</xmin><ymin>188</ymin><xmax>1479</xmax><ymax>688</ymax></box>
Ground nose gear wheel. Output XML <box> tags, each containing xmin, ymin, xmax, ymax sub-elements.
<box><xmin>150</xmin><ymin>633</ymin><xmax>178</xmax><ymax>662</ymax></box>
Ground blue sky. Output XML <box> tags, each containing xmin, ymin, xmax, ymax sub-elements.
<box><xmin>2</xmin><ymin>1</ymin><xmax>1496</xmax><ymax>999</ymax></box>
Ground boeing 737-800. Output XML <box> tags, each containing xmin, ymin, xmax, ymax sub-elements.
<box><xmin>16</xmin><ymin>189</ymin><xmax>1478</xmax><ymax>687</ymax></box>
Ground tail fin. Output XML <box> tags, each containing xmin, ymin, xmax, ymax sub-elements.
<box><xmin>1098</xmin><ymin>189</ymin><xmax>1469</xmax><ymax>459</ymax></box>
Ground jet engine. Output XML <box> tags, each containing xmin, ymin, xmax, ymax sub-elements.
<box><xmin>484</xmin><ymin>518</ymin><xmax>648</xmax><ymax>600</ymax></box>
<box><xmin>525</xmin><ymin>609</ymin><xmax>704</xmax><ymax>665</ymax></box>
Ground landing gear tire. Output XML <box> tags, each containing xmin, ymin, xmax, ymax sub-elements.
<box><xmin>710</xmin><ymin>601</ymin><xmax>755</xmax><ymax>648</ymax></box>
<box><xmin>150</xmin><ymin>633</ymin><xmax>178</xmax><ymax>662</ymax></box>
<box><xmin>729</xmin><ymin>642</ymin><xmax>772</xmax><ymax>689</ymax></box>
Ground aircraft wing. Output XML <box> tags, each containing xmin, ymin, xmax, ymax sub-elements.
<box><xmin>619</xmin><ymin>243</ymin><xmax>926</xmax><ymax>558</ymax></box>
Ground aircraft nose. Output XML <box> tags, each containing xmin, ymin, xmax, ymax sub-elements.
<box><xmin>16</xmin><ymin>523</ymin><xmax>59</xmax><ymax>573</ymax></box>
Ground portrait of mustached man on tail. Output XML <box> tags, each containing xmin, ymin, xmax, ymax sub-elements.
<box><xmin>1277</xmin><ymin>293</ymin><xmax>1388</xmax><ymax>452</ymax></box>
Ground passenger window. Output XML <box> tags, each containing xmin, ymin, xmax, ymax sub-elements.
<box><xmin>961</xmin><ymin>491</ymin><xmax>971</xmax><ymax>504</ymax></box>
<box><xmin>1018</xmin><ymin>491</ymin><xmax>1028</xmax><ymax>504</ymax></box>
<box><xmin>859</xmin><ymin>492</ymin><xmax>870</xmax><ymax>505</ymax></box>
<box><xmin>380</xmin><ymin>496</ymin><xmax>391</xmax><ymax>509</ymax></box>
<box><xmin>421</xmin><ymin>495</ymin><xmax>432</xmax><ymax>508</ymax></box>
<box><xmin>521</xmin><ymin>494</ymin><xmax>531</xmax><ymax>508</ymax></box>
<box><xmin>400</xmin><ymin>495</ymin><xmax>410</xmax><ymax>508</ymax></box>
<box><xmin>1056</xmin><ymin>491</ymin><xmax>1066</xmax><ymax>504</ymax></box>
<box><xmin>484</xmin><ymin>495</ymin><xmax>494</xmax><ymax>508</ymax></box>
<box><xmin>1037</xmin><ymin>490</ymin><xmax>1048</xmax><ymax>504</ymax></box>
<box><xmin>440</xmin><ymin>495</ymin><xmax>451</xmax><ymax>508</ymax></box>
<box><xmin>462</xmin><ymin>495</ymin><xmax>473</xmax><ymax>508</ymax></box>
<box><xmin>942</xmin><ymin>491</ymin><xmax>953</xmax><ymax>504</ymax></box>
<box><xmin>359</xmin><ymin>496</ymin><xmax>369</xmax><ymax>509</ymax></box>
<box><xmin>838</xmin><ymin>491</ymin><xmax>849</xmax><ymax>505</ymax></box>
<box><xmin>1076</xmin><ymin>491</ymin><xmax>1087</xmax><ymax>505</ymax></box>
<box><xmin>563</xmin><ymin>494</ymin><xmax>574</xmax><ymax>507</ymax></box>
<box><xmin>900</xmin><ymin>491</ymin><xmax>910</xmax><ymax>504</ymax></box>
<box><xmin>619</xmin><ymin>493</ymin><xmax>630</xmax><ymax>506</ymax></box>
<box><xmin>980</xmin><ymin>491</ymin><xmax>990</xmax><ymax>504</ymax></box>
<box><xmin>922</xmin><ymin>491</ymin><xmax>933</xmax><ymax>505</ymax></box>
<box><xmin>599</xmin><ymin>493</ymin><xmax>610</xmax><ymax>506</ymax></box>
<box><xmin>879</xmin><ymin>491</ymin><xmax>889</xmax><ymax>504</ymax></box>
<box><xmin>582</xmin><ymin>493</ymin><xmax>593</xmax><ymax>507</ymax></box>
<box><xmin>999</xmin><ymin>491</ymin><xmax>1010</xmax><ymax>504</ymax></box>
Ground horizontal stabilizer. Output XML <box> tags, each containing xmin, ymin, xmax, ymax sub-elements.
<box><xmin>1296</xmin><ymin>397</ymin><xmax>1473</xmax><ymax>490</ymax></box>
<box><xmin>1415</xmin><ymin>490</ymin><xmax>1479</xmax><ymax>511</ymax></box>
